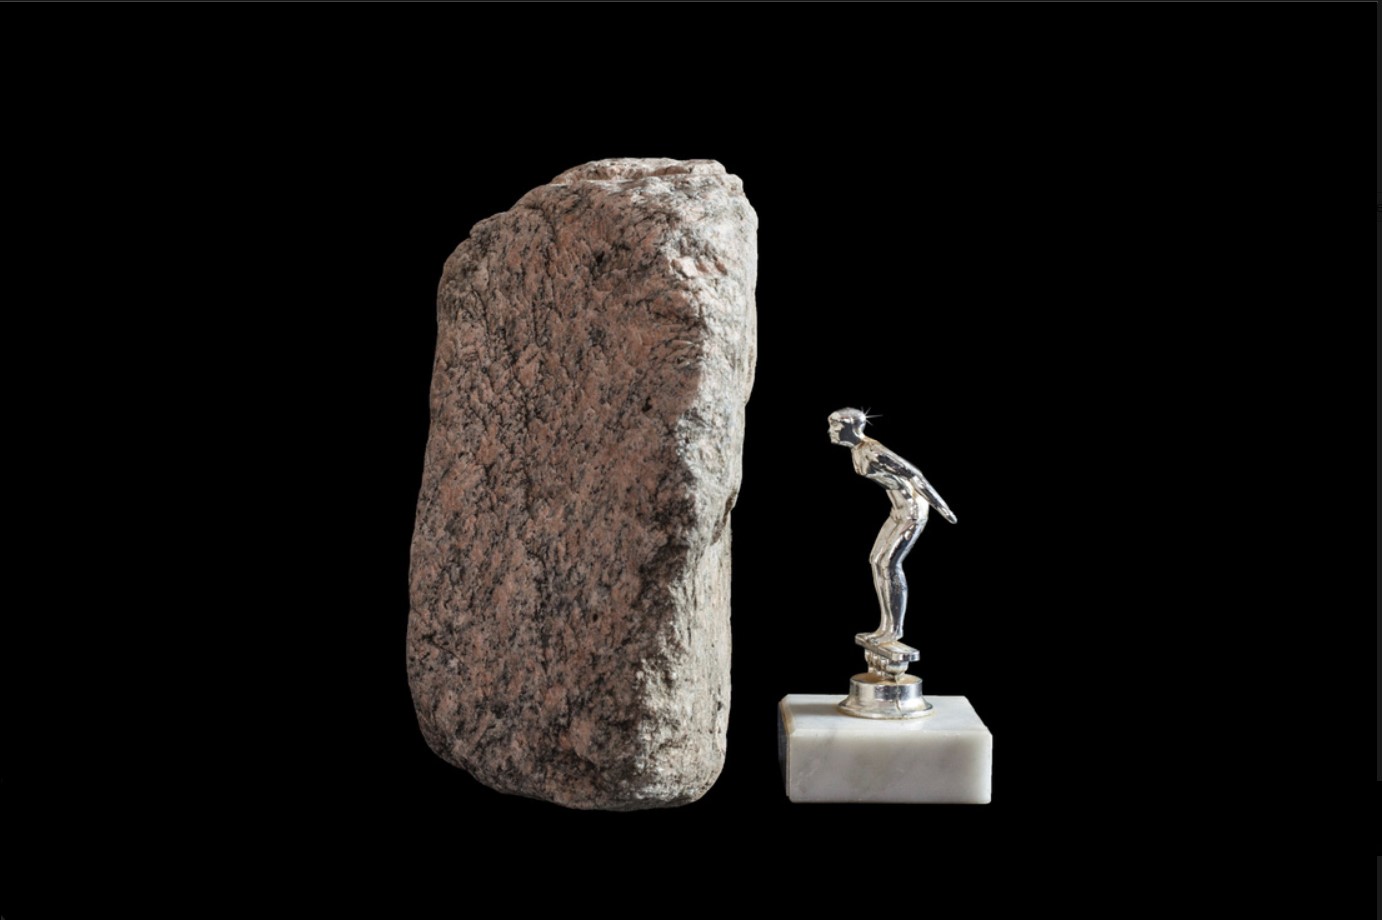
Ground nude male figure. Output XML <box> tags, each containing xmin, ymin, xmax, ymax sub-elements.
<box><xmin>828</xmin><ymin>408</ymin><xmax>957</xmax><ymax>647</ymax></box>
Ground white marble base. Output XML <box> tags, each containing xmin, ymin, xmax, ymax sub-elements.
<box><xmin>778</xmin><ymin>694</ymin><xmax>992</xmax><ymax>804</ymax></box>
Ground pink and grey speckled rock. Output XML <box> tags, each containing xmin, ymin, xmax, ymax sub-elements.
<box><xmin>408</xmin><ymin>158</ymin><xmax>757</xmax><ymax>810</ymax></box>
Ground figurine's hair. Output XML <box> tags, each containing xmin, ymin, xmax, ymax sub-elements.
<box><xmin>830</xmin><ymin>408</ymin><xmax>869</xmax><ymax>427</ymax></box>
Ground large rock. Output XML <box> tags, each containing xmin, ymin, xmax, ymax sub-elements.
<box><xmin>408</xmin><ymin>158</ymin><xmax>757</xmax><ymax>809</ymax></box>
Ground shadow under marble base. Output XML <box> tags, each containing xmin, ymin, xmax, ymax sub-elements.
<box><xmin>778</xmin><ymin>694</ymin><xmax>993</xmax><ymax>804</ymax></box>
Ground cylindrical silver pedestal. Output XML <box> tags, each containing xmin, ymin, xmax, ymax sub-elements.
<box><xmin>838</xmin><ymin>672</ymin><xmax>934</xmax><ymax>720</ymax></box>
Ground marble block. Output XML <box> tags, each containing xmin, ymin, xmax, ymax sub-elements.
<box><xmin>778</xmin><ymin>695</ymin><xmax>992</xmax><ymax>804</ymax></box>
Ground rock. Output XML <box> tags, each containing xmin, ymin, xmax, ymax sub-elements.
<box><xmin>407</xmin><ymin>158</ymin><xmax>757</xmax><ymax>809</ymax></box>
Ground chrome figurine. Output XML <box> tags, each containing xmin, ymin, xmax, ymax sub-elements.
<box><xmin>828</xmin><ymin>408</ymin><xmax>957</xmax><ymax>719</ymax></box>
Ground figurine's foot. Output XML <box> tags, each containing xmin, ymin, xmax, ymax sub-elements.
<box><xmin>861</xmin><ymin>637</ymin><xmax>920</xmax><ymax>665</ymax></box>
<box><xmin>856</xmin><ymin>632</ymin><xmax>907</xmax><ymax>650</ymax></box>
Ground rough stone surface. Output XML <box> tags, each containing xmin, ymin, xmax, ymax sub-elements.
<box><xmin>408</xmin><ymin>158</ymin><xmax>757</xmax><ymax>809</ymax></box>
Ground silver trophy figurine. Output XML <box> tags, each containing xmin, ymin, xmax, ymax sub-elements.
<box><xmin>828</xmin><ymin>408</ymin><xmax>957</xmax><ymax>719</ymax></box>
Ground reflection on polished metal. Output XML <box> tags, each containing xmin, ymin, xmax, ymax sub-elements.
<box><xmin>841</xmin><ymin>673</ymin><xmax>930</xmax><ymax>719</ymax></box>
<box><xmin>828</xmin><ymin>408</ymin><xmax>957</xmax><ymax>719</ymax></box>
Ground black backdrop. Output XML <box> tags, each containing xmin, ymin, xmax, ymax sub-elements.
<box><xmin>251</xmin><ymin>8</ymin><xmax>1369</xmax><ymax>884</ymax></box>
<box><xmin>260</xmin><ymin>10</ymin><xmax>1369</xmax><ymax>874</ymax></box>
<box><xmin>4</xmin><ymin>4</ymin><xmax>1372</xmax><ymax>909</ymax></box>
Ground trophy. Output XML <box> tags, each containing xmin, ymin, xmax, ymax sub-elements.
<box><xmin>777</xmin><ymin>409</ymin><xmax>993</xmax><ymax>803</ymax></box>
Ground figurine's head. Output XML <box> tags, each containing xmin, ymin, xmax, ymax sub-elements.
<box><xmin>828</xmin><ymin>408</ymin><xmax>868</xmax><ymax>446</ymax></box>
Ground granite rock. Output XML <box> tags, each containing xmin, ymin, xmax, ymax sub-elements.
<box><xmin>408</xmin><ymin>158</ymin><xmax>757</xmax><ymax>809</ymax></box>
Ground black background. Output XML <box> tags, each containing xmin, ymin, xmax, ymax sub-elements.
<box><xmin>280</xmin><ymin>10</ymin><xmax>1365</xmax><ymax>877</ymax></box>
<box><xmin>3</xmin><ymin>4</ymin><xmax>1372</xmax><ymax>909</ymax></box>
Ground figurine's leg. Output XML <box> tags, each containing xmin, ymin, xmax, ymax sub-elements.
<box><xmin>867</xmin><ymin>516</ymin><xmax>912</xmax><ymax>641</ymax></box>
<box><xmin>886</xmin><ymin>518</ymin><xmax>924</xmax><ymax>640</ymax></box>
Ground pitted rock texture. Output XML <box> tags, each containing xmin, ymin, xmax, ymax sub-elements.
<box><xmin>408</xmin><ymin>158</ymin><xmax>757</xmax><ymax>809</ymax></box>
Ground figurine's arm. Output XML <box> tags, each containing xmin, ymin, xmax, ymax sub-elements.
<box><xmin>874</xmin><ymin>451</ymin><xmax>958</xmax><ymax>524</ymax></box>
